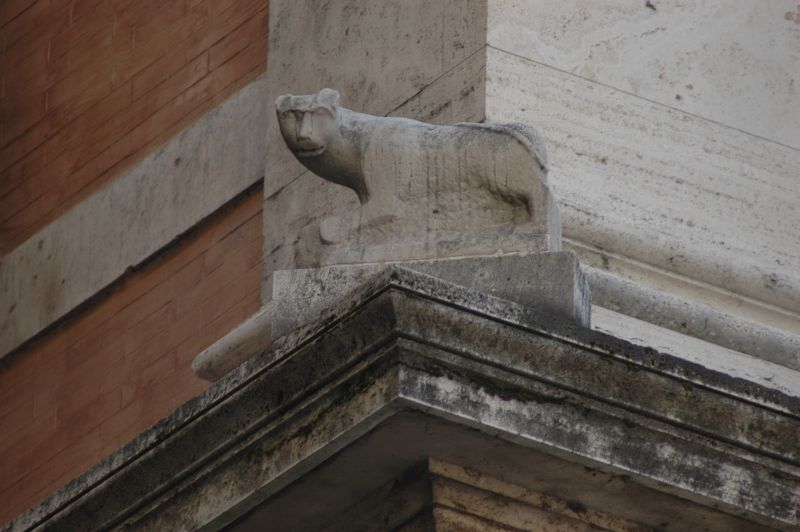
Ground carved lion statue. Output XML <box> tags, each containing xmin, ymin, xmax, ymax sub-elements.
<box><xmin>275</xmin><ymin>88</ymin><xmax>559</xmax><ymax>266</ymax></box>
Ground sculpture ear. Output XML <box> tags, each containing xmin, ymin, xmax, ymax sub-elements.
<box><xmin>317</xmin><ymin>88</ymin><xmax>340</xmax><ymax>109</ymax></box>
<box><xmin>275</xmin><ymin>94</ymin><xmax>292</xmax><ymax>112</ymax></box>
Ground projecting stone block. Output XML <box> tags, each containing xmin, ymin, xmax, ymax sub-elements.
<box><xmin>271</xmin><ymin>251</ymin><xmax>590</xmax><ymax>342</ymax></box>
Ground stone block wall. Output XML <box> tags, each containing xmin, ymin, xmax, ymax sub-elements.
<box><xmin>0</xmin><ymin>0</ymin><xmax>268</xmax><ymax>256</ymax></box>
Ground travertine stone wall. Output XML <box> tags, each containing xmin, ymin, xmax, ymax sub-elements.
<box><xmin>262</xmin><ymin>0</ymin><xmax>487</xmax><ymax>197</ymax></box>
<box><xmin>482</xmin><ymin>1</ymin><xmax>800</xmax><ymax>368</ymax></box>
<box><xmin>488</xmin><ymin>0</ymin><xmax>800</xmax><ymax>148</ymax></box>
<box><xmin>485</xmin><ymin>48</ymin><xmax>800</xmax><ymax>310</ymax></box>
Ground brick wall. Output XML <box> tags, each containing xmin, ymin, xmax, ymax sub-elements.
<box><xmin>0</xmin><ymin>184</ymin><xmax>263</xmax><ymax>525</ymax></box>
<box><xmin>0</xmin><ymin>0</ymin><xmax>268</xmax><ymax>257</ymax></box>
<box><xmin>0</xmin><ymin>1</ymin><xmax>269</xmax><ymax>523</ymax></box>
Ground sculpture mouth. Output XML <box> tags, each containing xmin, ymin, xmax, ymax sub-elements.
<box><xmin>295</xmin><ymin>145</ymin><xmax>325</xmax><ymax>157</ymax></box>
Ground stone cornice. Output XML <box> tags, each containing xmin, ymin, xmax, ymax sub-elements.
<box><xmin>8</xmin><ymin>267</ymin><xmax>799</xmax><ymax>530</ymax></box>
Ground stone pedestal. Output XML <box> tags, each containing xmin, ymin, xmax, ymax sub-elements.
<box><xmin>272</xmin><ymin>251</ymin><xmax>591</xmax><ymax>341</ymax></box>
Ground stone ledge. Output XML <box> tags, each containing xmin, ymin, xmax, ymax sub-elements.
<box><xmin>586</xmin><ymin>265</ymin><xmax>800</xmax><ymax>371</ymax></box>
<box><xmin>7</xmin><ymin>268</ymin><xmax>799</xmax><ymax>530</ymax></box>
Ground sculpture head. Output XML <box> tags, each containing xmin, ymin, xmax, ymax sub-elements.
<box><xmin>275</xmin><ymin>88</ymin><xmax>340</xmax><ymax>158</ymax></box>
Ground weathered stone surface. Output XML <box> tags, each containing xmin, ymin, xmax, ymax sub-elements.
<box><xmin>240</xmin><ymin>458</ymin><xmax>651</xmax><ymax>532</ymax></box>
<box><xmin>587</xmin><ymin>266</ymin><xmax>800</xmax><ymax>370</ymax></box>
<box><xmin>262</xmin><ymin>0</ymin><xmax>492</xmax><ymax>312</ymax></box>
<box><xmin>487</xmin><ymin>0</ymin><xmax>800</xmax><ymax>149</ymax></box>
<box><xmin>192</xmin><ymin>303</ymin><xmax>272</xmax><ymax>382</ymax></box>
<box><xmin>0</xmin><ymin>75</ymin><xmax>268</xmax><ymax>359</ymax></box>
<box><xmin>11</xmin><ymin>268</ymin><xmax>800</xmax><ymax>531</ymax></box>
<box><xmin>274</xmin><ymin>88</ymin><xmax>558</xmax><ymax>267</ymax></box>
<box><xmin>272</xmin><ymin>252</ymin><xmax>590</xmax><ymax>341</ymax></box>
<box><xmin>486</xmin><ymin>46</ymin><xmax>800</xmax><ymax>317</ymax></box>
<box><xmin>197</xmin><ymin>252</ymin><xmax>587</xmax><ymax>382</ymax></box>
<box><xmin>593</xmin><ymin>306</ymin><xmax>800</xmax><ymax>401</ymax></box>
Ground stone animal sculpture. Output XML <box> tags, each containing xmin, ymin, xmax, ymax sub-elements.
<box><xmin>275</xmin><ymin>88</ymin><xmax>560</xmax><ymax>266</ymax></box>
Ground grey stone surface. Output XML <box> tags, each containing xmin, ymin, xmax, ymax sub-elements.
<box><xmin>487</xmin><ymin>0</ymin><xmax>800</xmax><ymax>149</ymax></box>
<box><xmin>587</xmin><ymin>266</ymin><xmax>800</xmax><ymax>370</ymax></box>
<box><xmin>272</xmin><ymin>252</ymin><xmax>590</xmax><ymax>341</ymax></box>
<box><xmin>10</xmin><ymin>268</ymin><xmax>800</xmax><ymax>531</ymax></box>
<box><xmin>592</xmin><ymin>306</ymin><xmax>800</xmax><ymax>401</ymax></box>
<box><xmin>191</xmin><ymin>303</ymin><xmax>272</xmax><ymax>382</ymax></box>
<box><xmin>195</xmin><ymin>252</ymin><xmax>588</xmax><ymax>382</ymax></box>
<box><xmin>486</xmin><ymin>46</ymin><xmax>800</xmax><ymax>318</ymax></box>
<box><xmin>239</xmin><ymin>458</ymin><xmax>666</xmax><ymax>531</ymax></box>
<box><xmin>274</xmin><ymin>88</ymin><xmax>558</xmax><ymax>268</ymax></box>
<box><xmin>0</xmin><ymin>75</ymin><xmax>269</xmax><ymax>359</ymax></box>
<box><xmin>261</xmin><ymin>63</ymin><xmax>557</xmax><ymax>304</ymax></box>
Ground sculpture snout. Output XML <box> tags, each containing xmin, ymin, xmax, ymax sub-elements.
<box><xmin>296</xmin><ymin>113</ymin><xmax>313</xmax><ymax>142</ymax></box>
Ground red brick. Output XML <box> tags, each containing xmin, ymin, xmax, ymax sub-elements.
<box><xmin>50</xmin><ymin>1</ymin><xmax>114</xmax><ymax>61</ymax></box>
<box><xmin>50</xmin><ymin>37</ymin><xmax>117</xmax><ymax>109</ymax></box>
<box><xmin>0</xmin><ymin>403</ymin><xmax>55</xmax><ymax>455</ymax></box>
<box><xmin>2</xmin><ymin>50</ymin><xmax>218</xmax><ymax>223</ymax></box>
<box><xmin>0</xmin><ymin>0</ymin><xmax>35</xmax><ymax>29</ymax></box>
<box><xmin>117</xmin><ymin>1</ymin><xmax>206</xmax><ymax>85</ymax></box>
<box><xmin>0</xmin><ymin>86</ymin><xmax>46</xmax><ymax>148</ymax></box>
<box><xmin>0</xmin><ymin>8</ymin><xmax>269</xmax><ymax>519</ymax></box>
<box><xmin>119</xmin><ymin>347</ymin><xmax>179</xmax><ymax>407</ymax></box>
<box><xmin>198</xmin><ymin>262</ymin><xmax>261</xmax><ymax>326</ymax></box>
<box><xmin>68</xmin><ymin>0</ymin><xmax>108</xmax><ymax>21</ymax></box>
<box><xmin>132</xmin><ymin>48</ymin><xmax>209</xmax><ymax>102</ymax></box>
<box><xmin>209</xmin><ymin>9</ymin><xmax>267</xmax><ymax>71</ymax></box>
<box><xmin>203</xmin><ymin>212</ymin><xmax>262</xmax><ymax>273</ymax></box>
<box><xmin>1</xmin><ymin>42</ymin><xmax>50</xmax><ymax>95</ymax></box>
<box><xmin>2</xmin><ymin>422</ymin><xmax>112</xmax><ymax>514</ymax></box>
<box><xmin>1</xmin><ymin>0</ymin><xmax>47</xmax><ymax>50</ymax></box>
<box><xmin>53</xmin><ymin>388</ymin><xmax>121</xmax><ymax>452</ymax></box>
<box><xmin>0</xmin><ymin>77</ymin><xmax>131</xmax><ymax>196</ymax></box>
<box><xmin>176</xmin><ymin>244</ymin><xmax>260</xmax><ymax>319</ymax></box>
<box><xmin>0</xmin><ymin>394</ymin><xmax>33</xmax><ymax>442</ymax></box>
<box><xmin>0</xmin><ymin>184</ymin><xmax>61</xmax><ymax>237</ymax></box>
<box><xmin>0</xmin><ymin>0</ymin><xmax>267</xmax><ymax>257</ymax></box>
<box><xmin>70</xmin><ymin>23</ymin><xmax>133</xmax><ymax>80</ymax></box>
<box><xmin>0</xmin><ymin>187</ymin><xmax>262</xmax><ymax>524</ymax></box>
<box><xmin>0</xmin><ymin>79</ymin><xmax>132</xmax><ymax>206</ymax></box>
